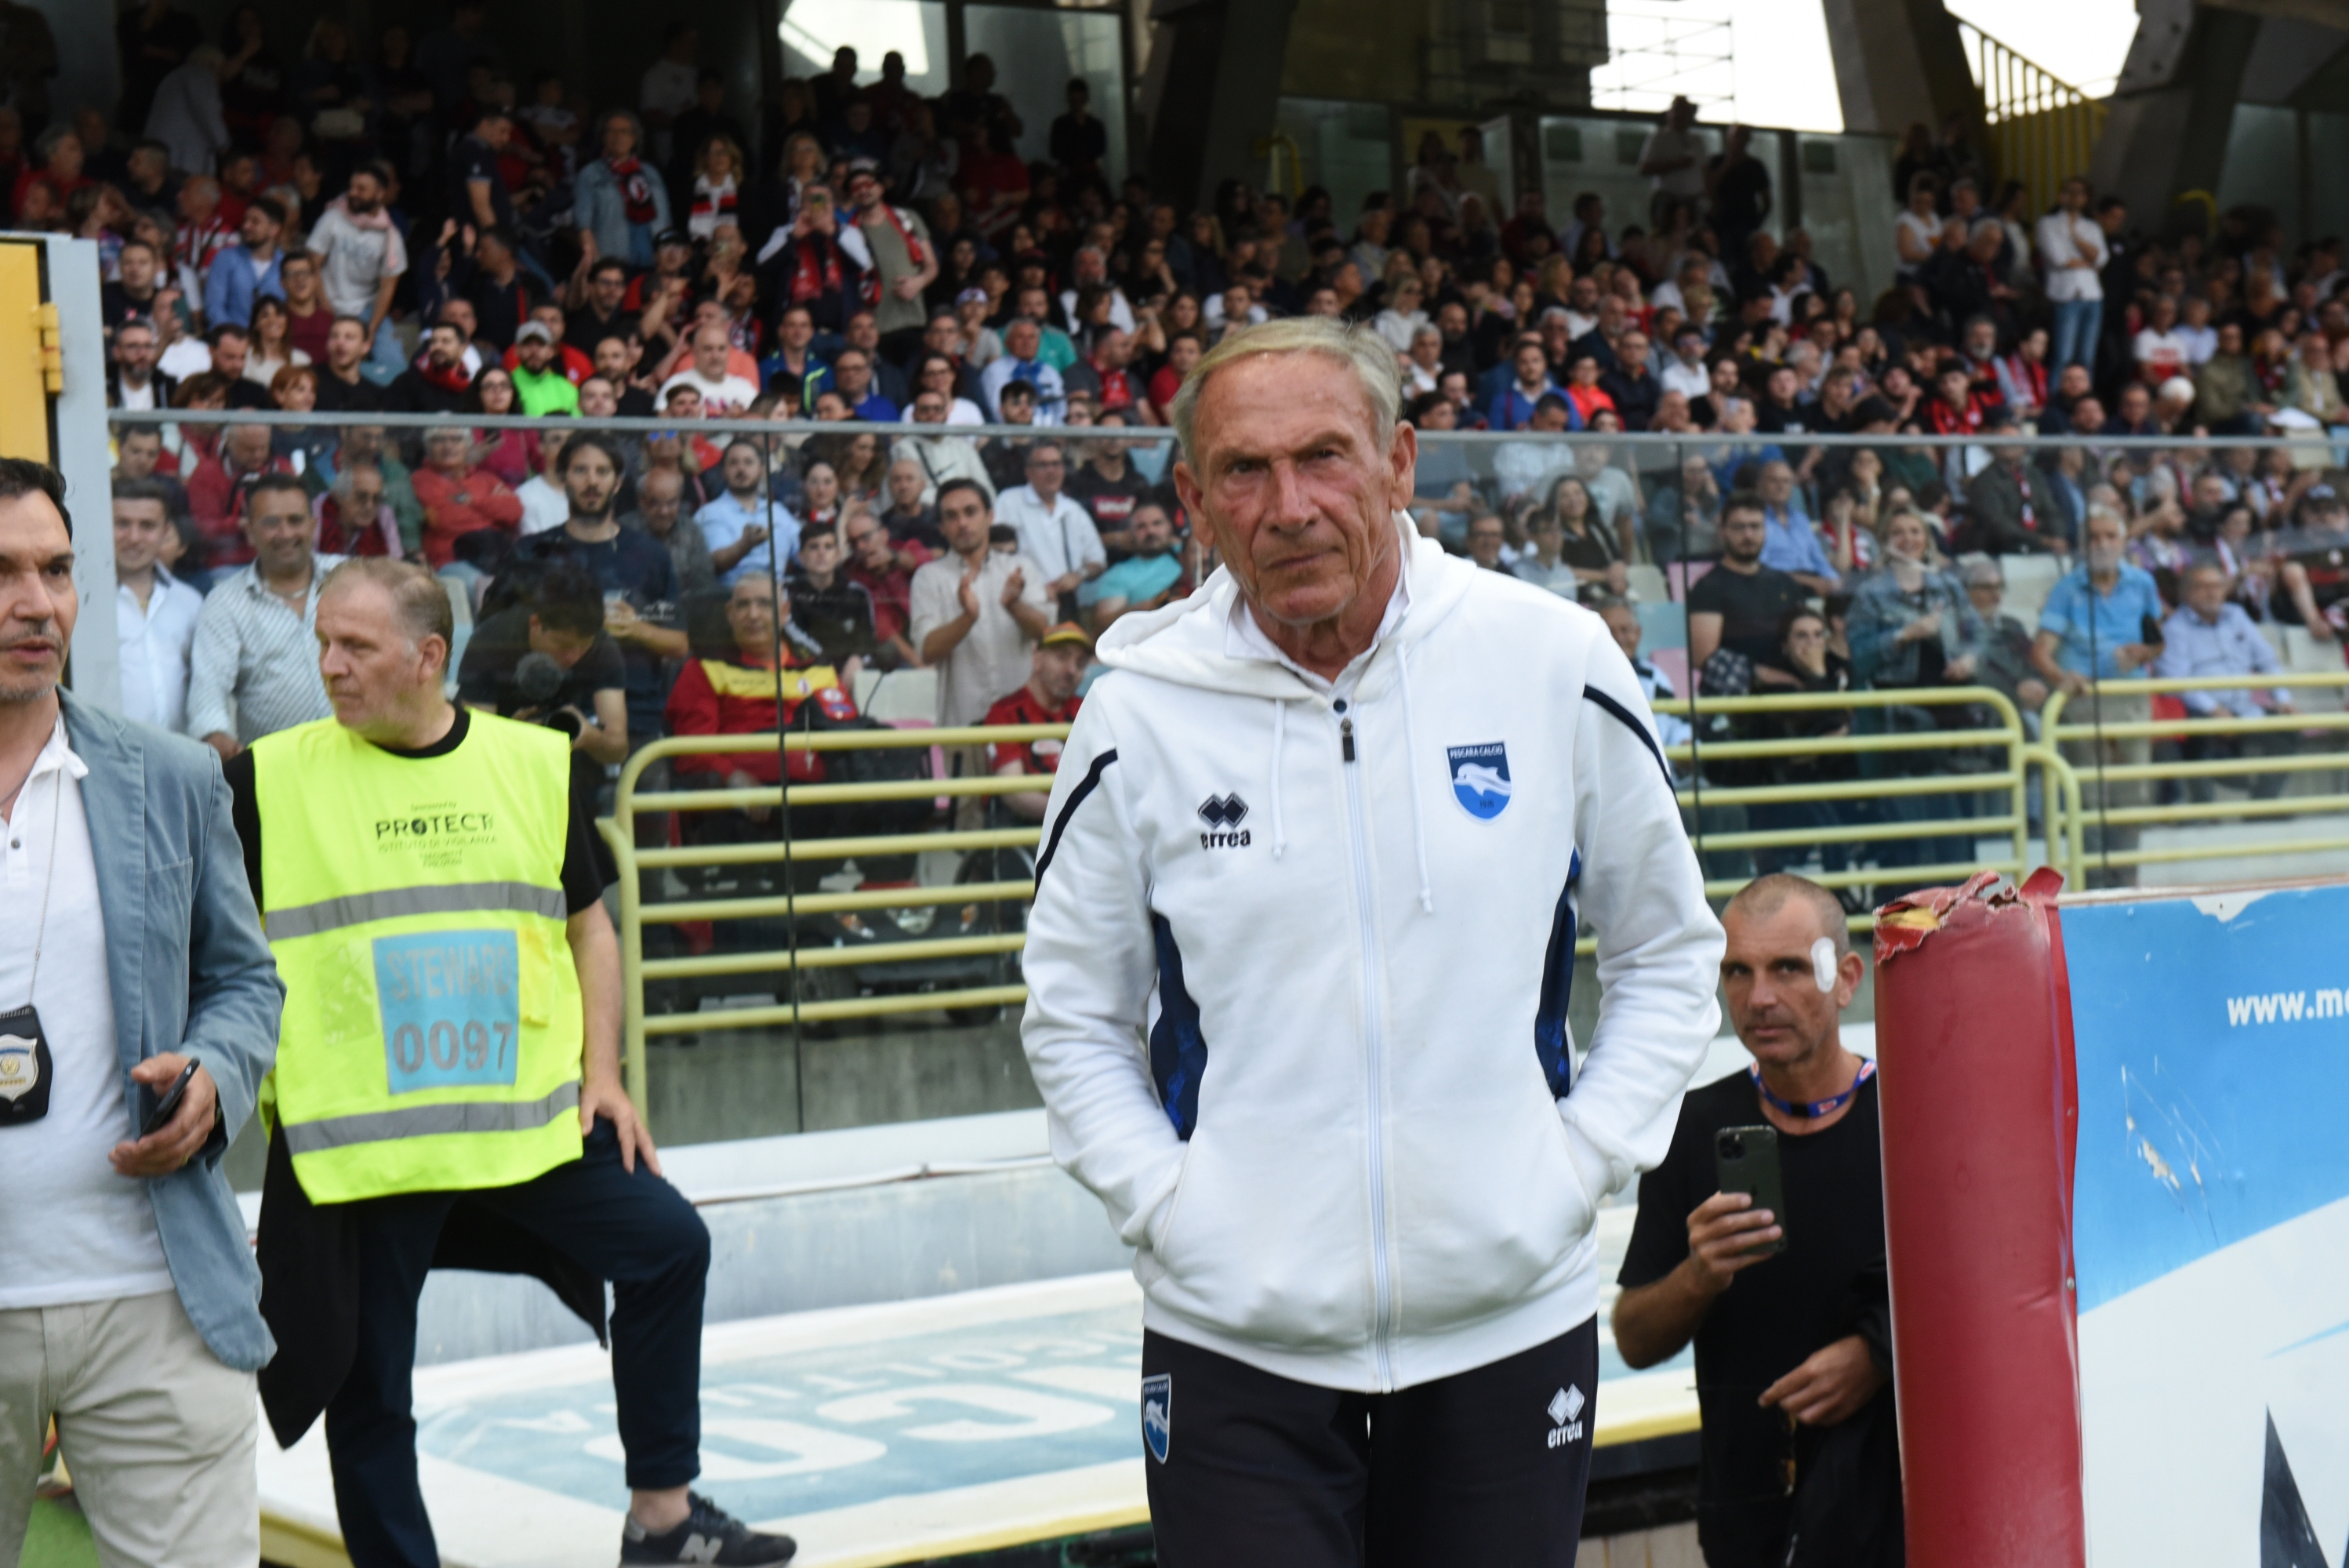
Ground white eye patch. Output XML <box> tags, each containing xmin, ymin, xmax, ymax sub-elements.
<box><xmin>1811</xmin><ymin>936</ymin><xmax>1839</xmax><ymax>993</ymax></box>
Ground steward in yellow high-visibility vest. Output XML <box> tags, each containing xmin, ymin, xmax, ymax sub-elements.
<box><xmin>230</xmin><ymin>557</ymin><xmax>797</xmax><ymax>1567</ymax></box>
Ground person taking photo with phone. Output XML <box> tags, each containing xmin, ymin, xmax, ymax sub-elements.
<box><xmin>0</xmin><ymin>458</ymin><xmax>285</xmax><ymax>1568</ymax></box>
<box><xmin>1614</xmin><ymin>873</ymin><xmax>1900</xmax><ymax>1568</ymax></box>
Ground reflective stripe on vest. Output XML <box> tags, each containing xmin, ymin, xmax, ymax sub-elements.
<box><xmin>265</xmin><ymin>880</ymin><xmax>568</xmax><ymax>942</ymax></box>
<box><xmin>282</xmin><ymin>1080</ymin><xmax>581</xmax><ymax>1156</ymax></box>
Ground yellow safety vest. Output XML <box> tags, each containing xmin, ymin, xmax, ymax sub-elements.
<box><xmin>253</xmin><ymin>713</ymin><xmax>585</xmax><ymax>1203</ymax></box>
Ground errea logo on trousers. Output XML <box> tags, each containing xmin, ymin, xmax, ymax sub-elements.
<box><xmin>1547</xmin><ymin>1384</ymin><xmax>1585</xmax><ymax>1447</ymax></box>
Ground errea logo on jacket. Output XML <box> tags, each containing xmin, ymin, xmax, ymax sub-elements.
<box><xmin>1196</xmin><ymin>793</ymin><xmax>1251</xmax><ymax>848</ymax></box>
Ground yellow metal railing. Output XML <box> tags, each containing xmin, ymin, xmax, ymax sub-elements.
<box><xmin>600</xmin><ymin>724</ymin><xmax>1071</xmax><ymax>1120</ymax></box>
<box><xmin>1656</xmin><ymin>685</ymin><xmax>2032</xmax><ymax>927</ymax></box>
<box><xmin>2036</xmin><ymin>673</ymin><xmax>2349</xmax><ymax>880</ymax></box>
<box><xmin>600</xmin><ymin>696</ymin><xmax>2262</xmax><ymax>1125</ymax></box>
<box><xmin>1958</xmin><ymin>20</ymin><xmax>2108</xmax><ymax>217</ymax></box>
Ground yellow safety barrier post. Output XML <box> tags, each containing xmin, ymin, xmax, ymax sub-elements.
<box><xmin>2040</xmin><ymin>672</ymin><xmax>2349</xmax><ymax>884</ymax></box>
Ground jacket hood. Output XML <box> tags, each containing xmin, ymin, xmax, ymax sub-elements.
<box><xmin>1095</xmin><ymin>515</ymin><xmax>1476</xmax><ymax>699</ymax></box>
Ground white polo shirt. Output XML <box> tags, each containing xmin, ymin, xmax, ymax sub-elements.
<box><xmin>993</xmin><ymin>485</ymin><xmax>1105</xmax><ymax>585</ymax></box>
<box><xmin>116</xmin><ymin>568</ymin><xmax>204</xmax><ymax>734</ymax></box>
<box><xmin>0</xmin><ymin>717</ymin><xmax>172</xmax><ymax>1308</ymax></box>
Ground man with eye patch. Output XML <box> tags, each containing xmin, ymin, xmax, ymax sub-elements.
<box><xmin>1614</xmin><ymin>873</ymin><xmax>1900</xmax><ymax>1568</ymax></box>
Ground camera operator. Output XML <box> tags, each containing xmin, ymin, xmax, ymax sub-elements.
<box><xmin>459</xmin><ymin>562</ymin><xmax>629</xmax><ymax>876</ymax></box>
<box><xmin>1613</xmin><ymin>873</ymin><xmax>1900</xmax><ymax>1568</ymax></box>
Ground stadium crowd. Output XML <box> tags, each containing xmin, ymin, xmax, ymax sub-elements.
<box><xmin>64</xmin><ymin>11</ymin><xmax>2346</xmax><ymax>887</ymax></box>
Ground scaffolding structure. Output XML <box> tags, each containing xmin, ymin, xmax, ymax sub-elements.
<box><xmin>1588</xmin><ymin>1</ymin><xmax>1735</xmax><ymax>118</ymax></box>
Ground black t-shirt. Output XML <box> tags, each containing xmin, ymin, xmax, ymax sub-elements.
<box><xmin>565</xmin><ymin>305</ymin><xmax>638</xmax><ymax>357</ymax></box>
<box><xmin>1619</xmin><ymin>1071</ymin><xmax>1891</xmax><ymax>1568</ymax></box>
<box><xmin>506</xmin><ymin>526</ymin><xmax>681</xmax><ymax>736</ymax></box>
<box><xmin>457</xmin><ymin>607</ymin><xmax>627</xmax><ymax>720</ymax></box>
<box><xmin>1064</xmin><ymin>461</ymin><xmax>1162</xmax><ymax>534</ymax></box>
<box><xmin>1688</xmin><ymin>561</ymin><xmax>1809</xmax><ymax>669</ymax></box>
<box><xmin>222</xmin><ymin>707</ymin><xmax>607</xmax><ymax>916</ymax></box>
<box><xmin>311</xmin><ymin>369</ymin><xmax>387</xmax><ymax>414</ymax></box>
<box><xmin>448</xmin><ymin>134</ymin><xmax>514</xmax><ymax>229</ymax></box>
<box><xmin>878</xmin><ymin>502</ymin><xmax>946</xmax><ymax>554</ymax></box>
<box><xmin>1711</xmin><ymin>155</ymin><xmax>1773</xmax><ymax>234</ymax></box>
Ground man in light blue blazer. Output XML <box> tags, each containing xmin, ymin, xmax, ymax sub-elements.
<box><xmin>0</xmin><ymin>458</ymin><xmax>283</xmax><ymax>1567</ymax></box>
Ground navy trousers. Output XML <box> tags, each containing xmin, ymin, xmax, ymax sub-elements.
<box><xmin>324</xmin><ymin>1120</ymin><xmax>711</xmax><ymax>1568</ymax></box>
<box><xmin>1142</xmin><ymin>1317</ymin><xmax>1599</xmax><ymax>1566</ymax></box>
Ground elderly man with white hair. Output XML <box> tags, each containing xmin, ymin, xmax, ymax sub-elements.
<box><xmin>1019</xmin><ymin>317</ymin><xmax>1725</xmax><ymax>1563</ymax></box>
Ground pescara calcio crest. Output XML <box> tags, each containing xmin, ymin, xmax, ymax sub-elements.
<box><xmin>1447</xmin><ymin>742</ymin><xmax>1512</xmax><ymax>820</ymax></box>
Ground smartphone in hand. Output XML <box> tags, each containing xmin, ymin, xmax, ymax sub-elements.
<box><xmin>1715</xmin><ymin>1124</ymin><xmax>1788</xmax><ymax>1254</ymax></box>
<box><xmin>140</xmin><ymin>1059</ymin><xmax>201</xmax><ymax>1138</ymax></box>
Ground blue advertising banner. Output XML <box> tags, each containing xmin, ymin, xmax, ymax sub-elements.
<box><xmin>2064</xmin><ymin>887</ymin><xmax>2349</xmax><ymax>1568</ymax></box>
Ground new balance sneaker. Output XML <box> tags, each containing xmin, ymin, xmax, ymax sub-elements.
<box><xmin>619</xmin><ymin>1492</ymin><xmax>797</xmax><ymax>1565</ymax></box>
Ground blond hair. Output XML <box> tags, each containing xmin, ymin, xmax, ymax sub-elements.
<box><xmin>1169</xmin><ymin>316</ymin><xmax>1402</xmax><ymax>467</ymax></box>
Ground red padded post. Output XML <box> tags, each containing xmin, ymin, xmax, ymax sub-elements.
<box><xmin>1872</xmin><ymin>870</ymin><xmax>2083</xmax><ymax>1568</ymax></box>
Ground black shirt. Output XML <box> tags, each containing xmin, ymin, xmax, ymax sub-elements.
<box><xmin>1064</xmin><ymin>461</ymin><xmax>1162</xmax><ymax>534</ymax></box>
<box><xmin>311</xmin><ymin>368</ymin><xmax>387</xmax><ymax>414</ymax></box>
<box><xmin>457</xmin><ymin>608</ymin><xmax>627</xmax><ymax>723</ymax></box>
<box><xmin>1619</xmin><ymin>1071</ymin><xmax>1892</xmax><ymax>1568</ymax></box>
<box><xmin>506</xmin><ymin>526</ymin><xmax>681</xmax><ymax>739</ymax></box>
<box><xmin>878</xmin><ymin>502</ymin><xmax>945</xmax><ymax>554</ymax></box>
<box><xmin>786</xmin><ymin>568</ymin><xmax>877</xmax><ymax>665</ymax></box>
<box><xmin>1711</xmin><ymin>154</ymin><xmax>1773</xmax><ymax>235</ymax></box>
<box><xmin>222</xmin><ymin>706</ymin><xmax>606</xmax><ymax>917</ymax></box>
<box><xmin>1688</xmin><ymin>561</ymin><xmax>1809</xmax><ymax>670</ymax></box>
<box><xmin>565</xmin><ymin>304</ymin><xmax>638</xmax><ymax>358</ymax></box>
<box><xmin>448</xmin><ymin>133</ymin><xmax>514</xmax><ymax>230</ymax></box>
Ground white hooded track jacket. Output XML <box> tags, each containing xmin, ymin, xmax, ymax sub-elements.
<box><xmin>1020</xmin><ymin>524</ymin><xmax>1724</xmax><ymax>1392</ymax></box>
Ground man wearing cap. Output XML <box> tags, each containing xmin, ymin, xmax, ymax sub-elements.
<box><xmin>986</xmin><ymin>622</ymin><xmax>1089</xmax><ymax>822</ymax></box>
<box><xmin>840</xmin><ymin>164</ymin><xmax>938</xmax><ymax>365</ymax></box>
<box><xmin>511</xmin><ymin>323</ymin><xmax>582</xmax><ymax>417</ymax></box>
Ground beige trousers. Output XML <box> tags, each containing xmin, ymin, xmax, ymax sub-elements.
<box><xmin>0</xmin><ymin>1290</ymin><xmax>259</xmax><ymax>1568</ymax></box>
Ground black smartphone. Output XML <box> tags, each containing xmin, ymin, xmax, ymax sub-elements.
<box><xmin>140</xmin><ymin>1059</ymin><xmax>201</xmax><ymax>1138</ymax></box>
<box><xmin>1714</xmin><ymin>1124</ymin><xmax>1788</xmax><ymax>1254</ymax></box>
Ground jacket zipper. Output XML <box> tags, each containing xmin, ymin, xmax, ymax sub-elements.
<box><xmin>1338</xmin><ymin>710</ymin><xmax>1396</xmax><ymax>1389</ymax></box>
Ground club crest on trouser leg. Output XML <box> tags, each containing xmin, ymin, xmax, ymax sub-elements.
<box><xmin>1141</xmin><ymin>1374</ymin><xmax>1171</xmax><ymax>1463</ymax></box>
<box><xmin>1447</xmin><ymin>741</ymin><xmax>1512</xmax><ymax>820</ymax></box>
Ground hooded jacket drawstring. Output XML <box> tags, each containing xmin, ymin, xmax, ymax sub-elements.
<box><xmin>1395</xmin><ymin>645</ymin><xmax>1435</xmax><ymax>914</ymax></box>
<box><xmin>1269</xmin><ymin>698</ymin><xmax>1290</xmax><ymax>858</ymax></box>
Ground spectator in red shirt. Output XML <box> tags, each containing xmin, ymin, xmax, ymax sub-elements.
<box><xmin>666</xmin><ymin>572</ymin><xmax>858</xmax><ymax>787</ymax></box>
<box><xmin>279</xmin><ymin>251</ymin><xmax>335</xmax><ymax>364</ymax></box>
<box><xmin>1149</xmin><ymin>329</ymin><xmax>1202</xmax><ymax>415</ymax></box>
<box><xmin>1561</xmin><ymin>350</ymin><xmax>1618</xmax><ymax>426</ymax></box>
<box><xmin>1924</xmin><ymin>363</ymin><xmax>1990</xmax><ymax>438</ymax></box>
<box><xmin>410</xmin><ymin>424</ymin><xmax>525</xmax><ymax>567</ymax></box>
<box><xmin>844</xmin><ymin>505</ymin><xmax>928</xmax><ymax>668</ymax></box>
<box><xmin>983</xmin><ymin>622</ymin><xmax>1090</xmax><ymax>822</ymax></box>
<box><xmin>1088</xmin><ymin>328</ymin><xmax>1155</xmax><ymax>423</ymax></box>
<box><xmin>185</xmin><ymin>422</ymin><xmax>295</xmax><ymax>573</ymax></box>
<box><xmin>665</xmin><ymin>572</ymin><xmax>862</xmax><ymax>885</ymax></box>
<box><xmin>13</xmin><ymin>124</ymin><xmax>87</xmax><ymax>224</ymax></box>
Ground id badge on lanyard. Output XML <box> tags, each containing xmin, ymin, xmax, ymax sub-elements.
<box><xmin>0</xmin><ymin>1004</ymin><xmax>53</xmax><ymax>1123</ymax></box>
